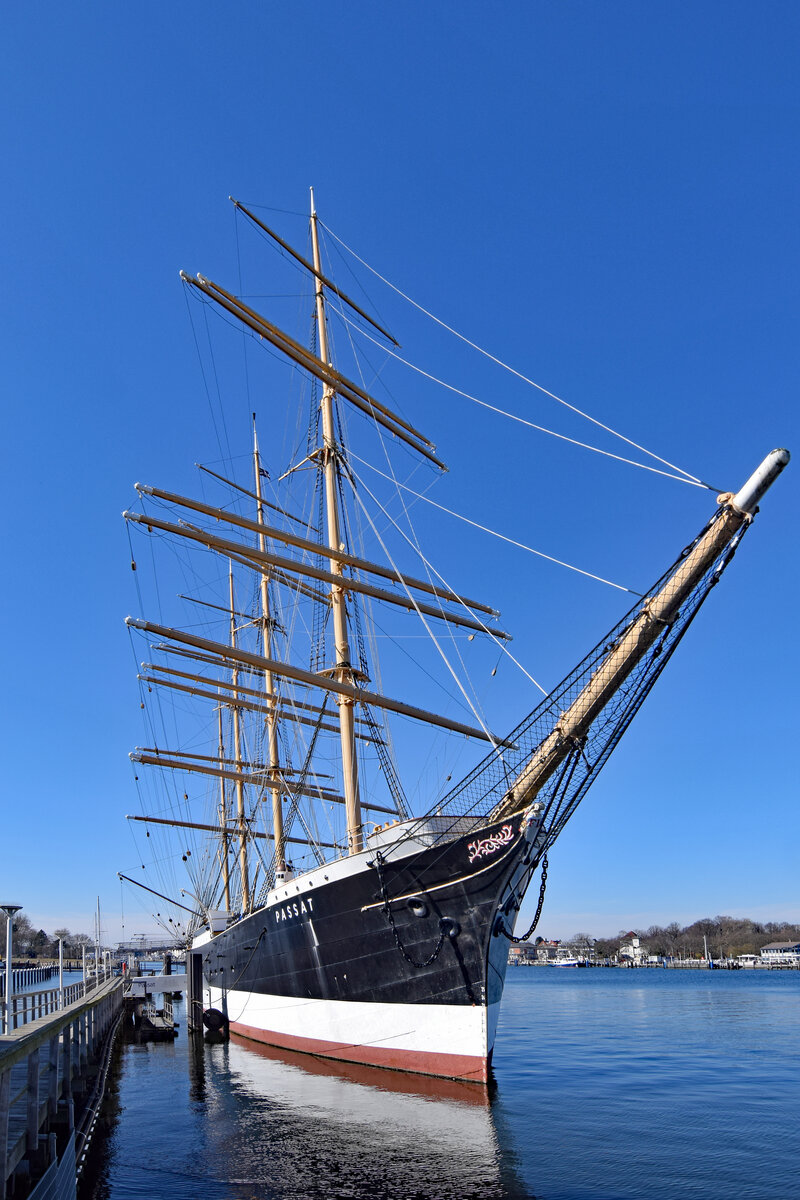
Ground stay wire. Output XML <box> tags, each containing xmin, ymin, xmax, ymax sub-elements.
<box><xmin>332</xmin><ymin>305</ymin><xmax>709</xmax><ymax>491</ymax></box>
<box><xmin>345</xmin><ymin>458</ymin><xmax>553</xmax><ymax>700</ymax></box>
<box><xmin>338</xmin><ymin>458</ymin><xmax>505</xmax><ymax>756</ymax></box>
<box><xmin>200</xmin><ymin>303</ymin><xmax>234</xmax><ymax>469</ymax></box>
<box><xmin>319</xmin><ymin>219</ymin><xmax>713</xmax><ymax>489</ymax></box>
<box><xmin>182</xmin><ymin>284</ymin><xmax>228</xmax><ymax>465</ymax></box>
<box><xmin>234</xmin><ymin>206</ymin><xmax>253</xmax><ymax>417</ymax></box>
<box><xmin>346</xmin><ymin>449</ymin><xmax>639</xmax><ymax>597</ymax></box>
<box><xmin>325</xmin><ymin>280</ymin><xmax>508</xmax><ymax>727</ymax></box>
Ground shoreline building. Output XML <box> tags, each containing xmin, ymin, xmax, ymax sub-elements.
<box><xmin>759</xmin><ymin>941</ymin><xmax>800</xmax><ymax>967</ymax></box>
<box><xmin>619</xmin><ymin>933</ymin><xmax>648</xmax><ymax>965</ymax></box>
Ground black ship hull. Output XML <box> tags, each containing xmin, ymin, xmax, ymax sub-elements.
<box><xmin>196</xmin><ymin>810</ymin><xmax>543</xmax><ymax>1081</ymax></box>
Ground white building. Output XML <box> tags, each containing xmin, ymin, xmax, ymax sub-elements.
<box><xmin>619</xmin><ymin>933</ymin><xmax>648</xmax><ymax>964</ymax></box>
<box><xmin>759</xmin><ymin>941</ymin><xmax>800</xmax><ymax>966</ymax></box>
<box><xmin>535</xmin><ymin>939</ymin><xmax>561</xmax><ymax>962</ymax></box>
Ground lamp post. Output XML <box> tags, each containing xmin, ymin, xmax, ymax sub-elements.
<box><xmin>95</xmin><ymin>896</ymin><xmax>101</xmax><ymax>991</ymax></box>
<box><xmin>58</xmin><ymin>937</ymin><xmax>64</xmax><ymax>1010</ymax></box>
<box><xmin>1</xmin><ymin>904</ymin><xmax>22</xmax><ymax>1035</ymax></box>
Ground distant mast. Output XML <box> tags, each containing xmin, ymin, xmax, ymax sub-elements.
<box><xmin>309</xmin><ymin>187</ymin><xmax>363</xmax><ymax>854</ymax></box>
<box><xmin>252</xmin><ymin>420</ymin><xmax>286</xmax><ymax>877</ymax></box>
<box><xmin>228</xmin><ymin>564</ymin><xmax>251</xmax><ymax>911</ymax></box>
<box><xmin>216</xmin><ymin>704</ymin><xmax>231</xmax><ymax>912</ymax></box>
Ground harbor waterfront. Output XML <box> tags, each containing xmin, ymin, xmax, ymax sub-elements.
<box><xmin>80</xmin><ymin>967</ymin><xmax>799</xmax><ymax>1200</ymax></box>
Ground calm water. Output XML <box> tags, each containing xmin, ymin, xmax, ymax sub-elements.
<box><xmin>84</xmin><ymin>969</ymin><xmax>800</xmax><ymax>1200</ymax></box>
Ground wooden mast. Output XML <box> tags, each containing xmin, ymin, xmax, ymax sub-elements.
<box><xmin>310</xmin><ymin>187</ymin><xmax>362</xmax><ymax>854</ymax></box>
<box><xmin>216</xmin><ymin>705</ymin><xmax>231</xmax><ymax>911</ymax></box>
<box><xmin>228</xmin><ymin>564</ymin><xmax>251</xmax><ymax>911</ymax></box>
<box><xmin>252</xmin><ymin>421</ymin><xmax>286</xmax><ymax>876</ymax></box>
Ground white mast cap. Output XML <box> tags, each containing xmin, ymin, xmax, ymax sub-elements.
<box><xmin>731</xmin><ymin>448</ymin><xmax>790</xmax><ymax>514</ymax></box>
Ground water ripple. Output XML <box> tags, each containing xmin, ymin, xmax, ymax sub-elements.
<box><xmin>84</xmin><ymin>969</ymin><xmax>800</xmax><ymax>1199</ymax></box>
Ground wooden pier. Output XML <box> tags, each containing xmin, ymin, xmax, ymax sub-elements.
<box><xmin>0</xmin><ymin>977</ymin><xmax>123</xmax><ymax>1200</ymax></box>
<box><xmin>123</xmin><ymin>974</ymin><xmax>183</xmax><ymax>1042</ymax></box>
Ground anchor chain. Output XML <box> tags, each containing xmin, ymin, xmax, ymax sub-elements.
<box><xmin>501</xmin><ymin>852</ymin><xmax>549</xmax><ymax>943</ymax></box>
<box><xmin>372</xmin><ymin>851</ymin><xmax>448</xmax><ymax>969</ymax></box>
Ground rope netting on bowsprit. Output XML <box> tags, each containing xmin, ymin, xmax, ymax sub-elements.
<box><xmin>434</xmin><ymin>506</ymin><xmax>750</xmax><ymax>848</ymax></box>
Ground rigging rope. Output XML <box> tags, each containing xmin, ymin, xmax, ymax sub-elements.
<box><xmin>331</xmin><ymin>430</ymin><xmax>410</xmax><ymax>819</ymax></box>
<box><xmin>333</xmin><ymin>307</ymin><xmax>709</xmax><ymax>490</ymax></box>
<box><xmin>346</xmin><ymin>449</ymin><xmax>639</xmax><ymax>596</ymax></box>
<box><xmin>319</xmin><ymin>221</ymin><xmax>713</xmax><ymax>490</ymax></box>
<box><xmin>345</xmin><ymin>458</ymin><xmax>553</xmax><ymax>699</ymax></box>
<box><xmin>339</xmin><ymin>457</ymin><xmax>506</xmax><ymax>754</ymax></box>
<box><xmin>434</xmin><ymin>515</ymin><xmax>749</xmax><ymax>852</ymax></box>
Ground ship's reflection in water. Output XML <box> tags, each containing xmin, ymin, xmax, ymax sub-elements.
<box><xmin>87</xmin><ymin>974</ymin><xmax>800</xmax><ymax>1200</ymax></box>
<box><xmin>187</xmin><ymin>1032</ymin><xmax>527</xmax><ymax>1199</ymax></box>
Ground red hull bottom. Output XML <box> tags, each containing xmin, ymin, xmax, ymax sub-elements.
<box><xmin>229</xmin><ymin>1018</ymin><xmax>490</xmax><ymax>1083</ymax></box>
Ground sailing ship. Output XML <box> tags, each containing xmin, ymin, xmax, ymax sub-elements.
<box><xmin>123</xmin><ymin>193</ymin><xmax>788</xmax><ymax>1082</ymax></box>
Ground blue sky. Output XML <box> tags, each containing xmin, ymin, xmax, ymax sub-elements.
<box><xmin>2</xmin><ymin>3</ymin><xmax>797</xmax><ymax>944</ymax></box>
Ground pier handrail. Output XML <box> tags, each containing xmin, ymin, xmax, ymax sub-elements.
<box><xmin>3</xmin><ymin>980</ymin><xmax>98</xmax><ymax>1033</ymax></box>
<box><xmin>0</xmin><ymin>979</ymin><xmax>121</xmax><ymax>1072</ymax></box>
<box><xmin>0</xmin><ymin>978</ymin><xmax>123</xmax><ymax>1199</ymax></box>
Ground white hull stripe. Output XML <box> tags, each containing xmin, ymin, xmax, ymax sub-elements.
<box><xmin>208</xmin><ymin>987</ymin><xmax>497</xmax><ymax>1082</ymax></box>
